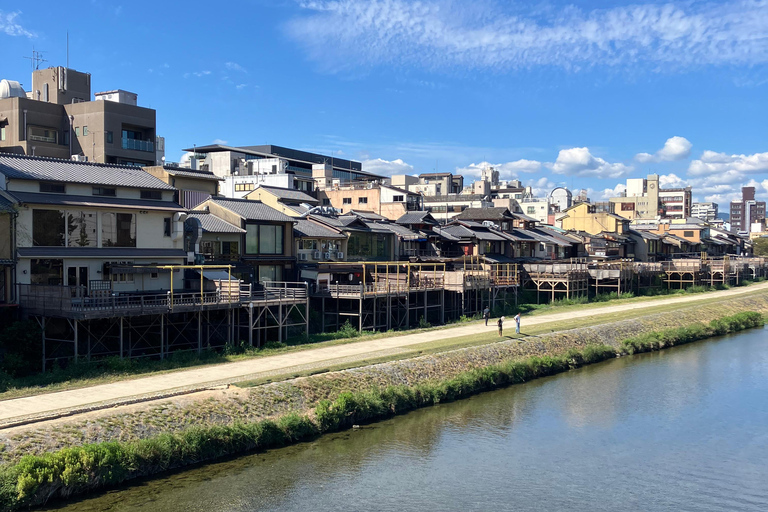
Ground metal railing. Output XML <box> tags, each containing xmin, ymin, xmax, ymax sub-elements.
<box><xmin>121</xmin><ymin>137</ymin><xmax>155</xmax><ymax>152</ymax></box>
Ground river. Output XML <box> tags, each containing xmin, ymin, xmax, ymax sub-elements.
<box><xmin>45</xmin><ymin>326</ymin><xmax>768</xmax><ymax>512</ymax></box>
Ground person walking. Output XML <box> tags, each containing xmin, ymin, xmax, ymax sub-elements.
<box><xmin>497</xmin><ymin>316</ymin><xmax>504</xmax><ymax>337</ymax></box>
<box><xmin>483</xmin><ymin>307</ymin><xmax>490</xmax><ymax>326</ymax></box>
<box><xmin>514</xmin><ymin>313</ymin><xmax>521</xmax><ymax>334</ymax></box>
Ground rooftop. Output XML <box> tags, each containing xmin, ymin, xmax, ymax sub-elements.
<box><xmin>248</xmin><ymin>184</ymin><xmax>318</xmax><ymax>204</ymax></box>
<box><xmin>202</xmin><ymin>197</ymin><xmax>295</xmax><ymax>222</ymax></box>
<box><xmin>0</xmin><ymin>154</ymin><xmax>174</xmax><ymax>190</ymax></box>
<box><xmin>186</xmin><ymin>212</ymin><xmax>245</xmax><ymax>233</ymax></box>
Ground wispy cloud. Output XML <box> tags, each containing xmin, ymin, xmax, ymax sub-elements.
<box><xmin>363</xmin><ymin>158</ymin><xmax>414</xmax><ymax>176</ymax></box>
<box><xmin>184</xmin><ymin>70</ymin><xmax>211</xmax><ymax>79</ymax></box>
<box><xmin>286</xmin><ymin>1</ymin><xmax>768</xmax><ymax>73</ymax></box>
<box><xmin>0</xmin><ymin>10</ymin><xmax>35</xmax><ymax>37</ymax></box>
<box><xmin>225</xmin><ymin>62</ymin><xmax>248</xmax><ymax>73</ymax></box>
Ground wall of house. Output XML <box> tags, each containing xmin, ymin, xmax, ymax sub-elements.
<box><xmin>319</xmin><ymin>188</ymin><xmax>381</xmax><ymax>215</ymax></box>
<box><xmin>296</xmin><ymin>237</ymin><xmax>347</xmax><ymax>262</ymax></box>
<box><xmin>0</xmin><ymin>211</ymin><xmax>11</xmax><ymax>260</ymax></box>
<box><xmin>561</xmin><ymin>205</ymin><xmax>622</xmax><ymax>235</ymax></box>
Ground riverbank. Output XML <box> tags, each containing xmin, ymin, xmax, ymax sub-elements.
<box><xmin>1</xmin><ymin>294</ymin><xmax>767</xmax><ymax>510</ymax></box>
<box><xmin>3</xmin><ymin>279</ymin><xmax>766</xmax><ymax>403</ymax></box>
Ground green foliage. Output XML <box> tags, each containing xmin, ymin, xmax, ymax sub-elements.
<box><xmin>753</xmin><ymin>237</ymin><xmax>768</xmax><ymax>256</ymax></box>
<box><xmin>0</xmin><ymin>321</ymin><xmax>43</xmax><ymax>378</ymax></box>
<box><xmin>418</xmin><ymin>316</ymin><xmax>431</xmax><ymax>329</ymax></box>
<box><xmin>620</xmin><ymin>311</ymin><xmax>764</xmax><ymax>355</ymax></box>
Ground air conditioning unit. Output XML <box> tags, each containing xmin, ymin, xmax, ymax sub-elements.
<box><xmin>324</xmin><ymin>252</ymin><xmax>331</xmax><ymax>260</ymax></box>
<box><xmin>299</xmin><ymin>253</ymin><xmax>308</xmax><ymax>261</ymax></box>
<box><xmin>336</xmin><ymin>251</ymin><xmax>344</xmax><ymax>259</ymax></box>
<box><xmin>71</xmin><ymin>155</ymin><xmax>88</xmax><ymax>162</ymax></box>
<box><xmin>313</xmin><ymin>250</ymin><xmax>321</xmax><ymax>259</ymax></box>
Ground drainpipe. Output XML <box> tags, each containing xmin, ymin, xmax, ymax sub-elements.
<box><xmin>68</xmin><ymin>115</ymin><xmax>74</xmax><ymax>157</ymax></box>
<box><xmin>22</xmin><ymin>109</ymin><xmax>27</xmax><ymax>142</ymax></box>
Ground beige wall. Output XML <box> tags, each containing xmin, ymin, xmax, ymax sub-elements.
<box><xmin>144</xmin><ymin>167</ymin><xmax>218</xmax><ymax>196</ymax></box>
<box><xmin>243</xmin><ymin>189</ymin><xmax>303</xmax><ymax>217</ymax></box>
<box><xmin>561</xmin><ymin>204</ymin><xmax>626</xmax><ymax>235</ymax></box>
<box><xmin>0</xmin><ymin>211</ymin><xmax>11</xmax><ymax>260</ymax></box>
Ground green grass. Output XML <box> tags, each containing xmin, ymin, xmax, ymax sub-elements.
<box><xmin>1</xmin><ymin>310</ymin><xmax>762</xmax><ymax>511</ymax></box>
<box><xmin>1</xmin><ymin>280</ymin><xmax>766</xmax><ymax>401</ymax></box>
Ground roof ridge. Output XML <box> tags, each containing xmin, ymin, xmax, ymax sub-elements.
<box><xmin>0</xmin><ymin>152</ymin><xmax>150</xmax><ymax>170</ymax></box>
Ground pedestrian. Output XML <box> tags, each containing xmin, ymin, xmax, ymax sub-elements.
<box><xmin>514</xmin><ymin>313</ymin><xmax>521</xmax><ymax>334</ymax></box>
<box><xmin>498</xmin><ymin>316</ymin><xmax>504</xmax><ymax>337</ymax></box>
<box><xmin>483</xmin><ymin>306</ymin><xmax>490</xmax><ymax>326</ymax></box>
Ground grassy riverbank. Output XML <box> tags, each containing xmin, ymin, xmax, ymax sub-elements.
<box><xmin>0</xmin><ymin>310</ymin><xmax>764</xmax><ymax>511</ymax></box>
<box><xmin>2</xmin><ymin>279</ymin><xmax>767</xmax><ymax>401</ymax></box>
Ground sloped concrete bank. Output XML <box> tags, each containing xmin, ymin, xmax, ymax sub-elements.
<box><xmin>1</xmin><ymin>293</ymin><xmax>767</xmax><ymax>510</ymax></box>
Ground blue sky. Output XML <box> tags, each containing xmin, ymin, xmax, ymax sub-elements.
<box><xmin>2</xmin><ymin>0</ymin><xmax>768</xmax><ymax>205</ymax></box>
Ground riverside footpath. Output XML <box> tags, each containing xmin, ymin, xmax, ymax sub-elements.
<box><xmin>2</xmin><ymin>282</ymin><xmax>768</xmax><ymax>426</ymax></box>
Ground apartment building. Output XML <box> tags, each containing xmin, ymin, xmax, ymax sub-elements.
<box><xmin>143</xmin><ymin>165</ymin><xmax>220</xmax><ymax>209</ymax></box>
<box><xmin>730</xmin><ymin>187</ymin><xmax>766</xmax><ymax>232</ymax></box>
<box><xmin>423</xmin><ymin>194</ymin><xmax>494</xmax><ymax>224</ymax></box>
<box><xmin>317</xmin><ymin>183</ymin><xmax>420</xmax><ymax>220</ymax></box>
<box><xmin>608</xmin><ymin>174</ymin><xmax>692</xmax><ymax>221</ymax></box>
<box><xmin>0</xmin><ymin>68</ymin><xmax>161</xmax><ymax>166</ymax></box>
<box><xmin>691</xmin><ymin>202</ymin><xmax>719</xmax><ymax>222</ymax></box>
<box><xmin>0</xmin><ymin>154</ymin><xmax>187</xmax><ymax>296</ymax></box>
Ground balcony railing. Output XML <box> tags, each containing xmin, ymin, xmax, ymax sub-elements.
<box><xmin>121</xmin><ymin>137</ymin><xmax>155</xmax><ymax>152</ymax></box>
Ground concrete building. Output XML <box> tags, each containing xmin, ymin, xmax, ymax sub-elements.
<box><xmin>143</xmin><ymin>165</ymin><xmax>221</xmax><ymax>209</ymax></box>
<box><xmin>609</xmin><ymin>174</ymin><xmax>692</xmax><ymax>221</ymax></box>
<box><xmin>658</xmin><ymin>187</ymin><xmax>693</xmax><ymax>220</ymax></box>
<box><xmin>183</xmin><ymin>144</ymin><xmax>381</xmax><ymax>186</ymax></box>
<box><xmin>423</xmin><ymin>194</ymin><xmax>494</xmax><ymax>224</ymax></box>
<box><xmin>317</xmin><ymin>183</ymin><xmax>420</xmax><ymax>220</ymax></box>
<box><xmin>550</xmin><ymin>187</ymin><xmax>573</xmax><ymax>213</ymax></box>
<box><xmin>0</xmin><ymin>67</ymin><xmax>161</xmax><ymax>166</ymax></box>
<box><xmin>559</xmin><ymin>203</ymin><xmax>630</xmax><ymax>236</ymax></box>
<box><xmin>730</xmin><ymin>187</ymin><xmax>766</xmax><ymax>232</ymax></box>
<box><xmin>691</xmin><ymin>202</ymin><xmax>719</xmax><ymax>222</ymax></box>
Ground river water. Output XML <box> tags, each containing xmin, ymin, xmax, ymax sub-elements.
<box><xmin>46</xmin><ymin>326</ymin><xmax>768</xmax><ymax>512</ymax></box>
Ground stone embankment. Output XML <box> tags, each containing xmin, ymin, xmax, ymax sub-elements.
<box><xmin>1</xmin><ymin>293</ymin><xmax>767</xmax><ymax>510</ymax></box>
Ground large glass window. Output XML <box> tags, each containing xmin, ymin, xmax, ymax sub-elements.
<box><xmin>30</xmin><ymin>259</ymin><xmax>63</xmax><ymax>285</ymax></box>
<box><xmin>102</xmin><ymin>212</ymin><xmax>136</xmax><ymax>247</ymax></box>
<box><xmin>27</xmin><ymin>126</ymin><xmax>58</xmax><ymax>143</ymax></box>
<box><xmin>67</xmin><ymin>211</ymin><xmax>98</xmax><ymax>247</ymax></box>
<box><xmin>33</xmin><ymin>210</ymin><xmax>65</xmax><ymax>246</ymax></box>
<box><xmin>246</xmin><ymin>224</ymin><xmax>284</xmax><ymax>255</ymax></box>
<box><xmin>258</xmin><ymin>265</ymin><xmax>282</xmax><ymax>283</ymax></box>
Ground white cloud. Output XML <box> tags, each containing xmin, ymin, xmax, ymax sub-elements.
<box><xmin>688</xmin><ymin>150</ymin><xmax>768</xmax><ymax>176</ymax></box>
<box><xmin>550</xmin><ymin>147</ymin><xmax>633</xmax><ymax>179</ymax></box>
<box><xmin>287</xmin><ymin>1</ymin><xmax>768</xmax><ymax>73</ymax></box>
<box><xmin>526</xmin><ymin>177</ymin><xmax>559</xmax><ymax>198</ymax></box>
<box><xmin>455</xmin><ymin>159</ymin><xmax>541</xmax><ymax>179</ymax></box>
<box><xmin>600</xmin><ymin>183</ymin><xmax>626</xmax><ymax>200</ymax></box>
<box><xmin>362</xmin><ymin>158</ymin><xmax>414</xmax><ymax>176</ymax></box>
<box><xmin>236</xmin><ymin>83</ymin><xmax>247</xmax><ymax>90</ymax></box>
<box><xmin>636</xmin><ymin>136</ymin><xmax>692</xmax><ymax>163</ymax></box>
<box><xmin>0</xmin><ymin>10</ymin><xmax>35</xmax><ymax>37</ymax></box>
<box><xmin>225</xmin><ymin>62</ymin><xmax>248</xmax><ymax>73</ymax></box>
<box><xmin>658</xmin><ymin>173</ymin><xmax>688</xmax><ymax>188</ymax></box>
<box><xmin>212</xmin><ymin>139</ymin><xmax>228</xmax><ymax>145</ymax></box>
<box><xmin>184</xmin><ymin>70</ymin><xmax>212</xmax><ymax>78</ymax></box>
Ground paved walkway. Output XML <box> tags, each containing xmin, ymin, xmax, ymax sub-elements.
<box><xmin>2</xmin><ymin>282</ymin><xmax>767</xmax><ymax>426</ymax></box>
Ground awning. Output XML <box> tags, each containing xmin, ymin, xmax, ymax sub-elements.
<box><xmin>191</xmin><ymin>269</ymin><xmax>239</xmax><ymax>281</ymax></box>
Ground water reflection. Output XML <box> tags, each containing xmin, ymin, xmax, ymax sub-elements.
<box><xmin>45</xmin><ymin>327</ymin><xmax>768</xmax><ymax>512</ymax></box>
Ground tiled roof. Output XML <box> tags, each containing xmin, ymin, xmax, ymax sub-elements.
<box><xmin>396</xmin><ymin>211</ymin><xmax>438</xmax><ymax>225</ymax></box>
<box><xmin>162</xmin><ymin>167</ymin><xmax>223</xmax><ymax>181</ymax></box>
<box><xmin>7</xmin><ymin>191</ymin><xmax>184</xmax><ymax>211</ymax></box>
<box><xmin>251</xmin><ymin>185</ymin><xmax>318</xmax><ymax>204</ymax></box>
<box><xmin>293</xmin><ymin>219</ymin><xmax>346</xmax><ymax>239</ymax></box>
<box><xmin>0</xmin><ymin>194</ymin><xmax>14</xmax><ymax>212</ymax></box>
<box><xmin>0</xmin><ymin>154</ymin><xmax>174</xmax><ymax>190</ymax></box>
<box><xmin>187</xmin><ymin>212</ymin><xmax>245</xmax><ymax>233</ymax></box>
<box><xmin>348</xmin><ymin>210</ymin><xmax>388</xmax><ymax>221</ymax></box>
<box><xmin>455</xmin><ymin>207</ymin><xmax>514</xmax><ymax>220</ymax></box>
<box><xmin>365</xmin><ymin>221</ymin><xmax>423</xmax><ymax>240</ymax></box>
<box><xmin>205</xmin><ymin>198</ymin><xmax>295</xmax><ymax>222</ymax></box>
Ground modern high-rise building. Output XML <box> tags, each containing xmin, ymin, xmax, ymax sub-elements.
<box><xmin>609</xmin><ymin>174</ymin><xmax>692</xmax><ymax>221</ymax></box>
<box><xmin>730</xmin><ymin>187</ymin><xmax>766</xmax><ymax>232</ymax></box>
<box><xmin>0</xmin><ymin>67</ymin><xmax>162</xmax><ymax>166</ymax></box>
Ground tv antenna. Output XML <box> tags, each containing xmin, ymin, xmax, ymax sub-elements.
<box><xmin>24</xmin><ymin>47</ymin><xmax>47</xmax><ymax>71</ymax></box>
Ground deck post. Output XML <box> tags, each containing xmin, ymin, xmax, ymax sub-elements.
<box><xmin>248</xmin><ymin>303</ymin><xmax>253</xmax><ymax>347</ymax></box>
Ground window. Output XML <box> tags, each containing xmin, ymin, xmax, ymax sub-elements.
<box><xmin>322</xmin><ymin>199</ymin><xmax>331</xmax><ymax>206</ymax></box>
<box><xmin>358</xmin><ymin>197</ymin><xmax>368</xmax><ymax>204</ymax></box>
<box><xmin>106</xmin><ymin>261</ymin><xmax>135</xmax><ymax>283</ymax></box>
<box><xmin>222</xmin><ymin>241</ymin><xmax>239</xmax><ymax>259</ymax></box>
<box><xmin>106</xmin><ymin>131</ymin><xmax>113</xmax><ymax>144</ymax></box>
<box><xmin>683</xmin><ymin>231</ymin><xmax>694</xmax><ymax>237</ymax></box>
<box><xmin>527</xmin><ymin>206</ymin><xmax>536</xmax><ymax>214</ymax></box>
<box><xmin>102</xmin><ymin>212</ymin><xmax>136</xmax><ymax>247</ymax></box>
<box><xmin>40</xmin><ymin>182</ymin><xmax>66</xmax><ymax>194</ymax></box>
<box><xmin>30</xmin><ymin>259</ymin><xmax>63</xmax><ymax>285</ymax></box>
<box><xmin>343</xmin><ymin>197</ymin><xmax>352</xmax><ymax>205</ymax></box>
<box><xmin>33</xmin><ymin>210</ymin><xmax>65</xmax><ymax>246</ymax></box>
<box><xmin>300</xmin><ymin>239</ymin><xmax>318</xmax><ymax>250</ymax></box>
<box><xmin>66</xmin><ymin>211</ymin><xmax>97</xmax><ymax>247</ymax></box>
<box><xmin>74</xmin><ymin>127</ymin><xmax>80</xmax><ymax>136</ymax></box>
<box><xmin>140</xmin><ymin>190</ymin><xmax>162</xmax><ymax>200</ymax></box>
<box><xmin>163</xmin><ymin>217</ymin><xmax>172</xmax><ymax>237</ymax></box>
<box><xmin>83</xmin><ymin>126</ymin><xmax>88</xmax><ymax>136</ymax></box>
<box><xmin>271</xmin><ymin>165</ymin><xmax>277</xmax><ymax>173</ymax></box>
<box><xmin>150</xmin><ymin>271</ymin><xmax>159</xmax><ymax>280</ymax></box>
<box><xmin>92</xmin><ymin>187</ymin><xmax>116</xmax><ymax>197</ymax></box>
<box><xmin>258</xmin><ymin>265</ymin><xmax>282</xmax><ymax>283</ymax></box>
<box><xmin>0</xmin><ymin>126</ymin><xmax>5</xmax><ymax>141</ymax></box>
<box><xmin>621</xmin><ymin>203</ymin><xmax>635</xmax><ymax>211</ymax></box>
<box><xmin>245</xmin><ymin>224</ymin><xmax>284</xmax><ymax>255</ymax></box>
<box><xmin>393</xmin><ymin>195</ymin><xmax>404</xmax><ymax>202</ymax></box>
<box><xmin>235</xmin><ymin>183</ymin><xmax>255</xmax><ymax>192</ymax></box>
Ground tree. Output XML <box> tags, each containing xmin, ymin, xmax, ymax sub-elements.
<box><xmin>753</xmin><ymin>237</ymin><xmax>768</xmax><ymax>256</ymax></box>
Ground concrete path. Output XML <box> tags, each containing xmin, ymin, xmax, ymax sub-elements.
<box><xmin>2</xmin><ymin>282</ymin><xmax>767</xmax><ymax>426</ymax></box>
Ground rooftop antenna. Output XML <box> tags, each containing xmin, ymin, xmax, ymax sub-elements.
<box><xmin>24</xmin><ymin>47</ymin><xmax>47</xmax><ymax>71</ymax></box>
